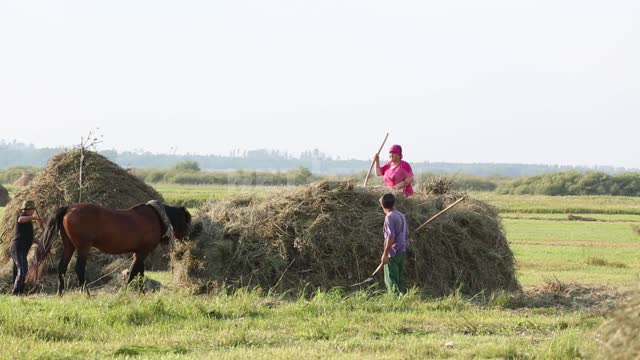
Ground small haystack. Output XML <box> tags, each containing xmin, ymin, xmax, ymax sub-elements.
<box><xmin>172</xmin><ymin>181</ymin><xmax>520</xmax><ymax>296</ymax></box>
<box><xmin>0</xmin><ymin>185</ymin><xmax>9</xmax><ymax>206</ymax></box>
<box><xmin>420</xmin><ymin>175</ymin><xmax>455</xmax><ymax>195</ymax></box>
<box><xmin>13</xmin><ymin>173</ymin><xmax>34</xmax><ymax>187</ymax></box>
<box><xmin>0</xmin><ymin>150</ymin><xmax>164</xmax><ymax>293</ymax></box>
<box><xmin>599</xmin><ymin>293</ymin><xmax>640</xmax><ymax>359</ymax></box>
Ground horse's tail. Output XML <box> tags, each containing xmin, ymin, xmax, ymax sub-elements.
<box><xmin>27</xmin><ymin>206</ymin><xmax>69</xmax><ymax>282</ymax></box>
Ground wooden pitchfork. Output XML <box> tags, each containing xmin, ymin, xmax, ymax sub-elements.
<box><xmin>363</xmin><ymin>132</ymin><xmax>389</xmax><ymax>187</ymax></box>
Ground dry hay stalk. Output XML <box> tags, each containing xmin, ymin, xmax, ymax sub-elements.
<box><xmin>0</xmin><ymin>150</ymin><xmax>164</xmax><ymax>293</ymax></box>
<box><xmin>598</xmin><ymin>292</ymin><xmax>640</xmax><ymax>359</ymax></box>
<box><xmin>0</xmin><ymin>185</ymin><xmax>9</xmax><ymax>206</ymax></box>
<box><xmin>172</xmin><ymin>180</ymin><xmax>520</xmax><ymax>296</ymax></box>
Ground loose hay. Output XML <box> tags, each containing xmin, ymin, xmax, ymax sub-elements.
<box><xmin>0</xmin><ymin>184</ymin><xmax>9</xmax><ymax>206</ymax></box>
<box><xmin>419</xmin><ymin>175</ymin><xmax>455</xmax><ymax>195</ymax></box>
<box><xmin>567</xmin><ymin>214</ymin><xmax>599</xmax><ymax>222</ymax></box>
<box><xmin>599</xmin><ymin>292</ymin><xmax>640</xmax><ymax>359</ymax></box>
<box><xmin>509</xmin><ymin>279</ymin><xmax>621</xmax><ymax>311</ymax></box>
<box><xmin>172</xmin><ymin>181</ymin><xmax>520</xmax><ymax>296</ymax></box>
<box><xmin>0</xmin><ymin>150</ymin><xmax>164</xmax><ymax>293</ymax></box>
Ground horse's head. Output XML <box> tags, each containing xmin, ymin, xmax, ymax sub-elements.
<box><xmin>164</xmin><ymin>204</ymin><xmax>192</xmax><ymax>240</ymax></box>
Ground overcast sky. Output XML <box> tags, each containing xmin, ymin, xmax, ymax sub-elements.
<box><xmin>1</xmin><ymin>1</ymin><xmax>638</xmax><ymax>168</ymax></box>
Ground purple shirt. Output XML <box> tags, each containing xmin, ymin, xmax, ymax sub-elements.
<box><xmin>384</xmin><ymin>210</ymin><xmax>409</xmax><ymax>257</ymax></box>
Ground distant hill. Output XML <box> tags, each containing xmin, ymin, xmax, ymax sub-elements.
<box><xmin>0</xmin><ymin>140</ymin><xmax>634</xmax><ymax>177</ymax></box>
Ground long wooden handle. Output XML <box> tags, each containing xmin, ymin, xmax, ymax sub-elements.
<box><xmin>363</xmin><ymin>132</ymin><xmax>389</xmax><ymax>187</ymax></box>
<box><xmin>415</xmin><ymin>197</ymin><xmax>465</xmax><ymax>232</ymax></box>
<box><xmin>371</xmin><ymin>262</ymin><xmax>384</xmax><ymax>277</ymax></box>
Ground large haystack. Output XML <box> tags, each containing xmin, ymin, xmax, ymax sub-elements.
<box><xmin>0</xmin><ymin>150</ymin><xmax>164</xmax><ymax>293</ymax></box>
<box><xmin>13</xmin><ymin>173</ymin><xmax>34</xmax><ymax>187</ymax></box>
<box><xmin>0</xmin><ymin>185</ymin><xmax>9</xmax><ymax>206</ymax></box>
<box><xmin>172</xmin><ymin>181</ymin><xmax>520</xmax><ymax>296</ymax></box>
<box><xmin>599</xmin><ymin>293</ymin><xmax>640</xmax><ymax>359</ymax></box>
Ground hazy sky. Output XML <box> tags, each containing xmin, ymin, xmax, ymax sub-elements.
<box><xmin>1</xmin><ymin>1</ymin><xmax>638</xmax><ymax>168</ymax></box>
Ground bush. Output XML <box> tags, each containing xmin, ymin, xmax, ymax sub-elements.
<box><xmin>497</xmin><ymin>171</ymin><xmax>640</xmax><ymax>196</ymax></box>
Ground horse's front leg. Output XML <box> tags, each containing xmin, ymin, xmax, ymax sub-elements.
<box><xmin>127</xmin><ymin>253</ymin><xmax>147</xmax><ymax>291</ymax></box>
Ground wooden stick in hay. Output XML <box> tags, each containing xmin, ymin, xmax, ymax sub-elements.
<box><xmin>363</xmin><ymin>132</ymin><xmax>389</xmax><ymax>187</ymax></box>
<box><xmin>415</xmin><ymin>197</ymin><xmax>465</xmax><ymax>232</ymax></box>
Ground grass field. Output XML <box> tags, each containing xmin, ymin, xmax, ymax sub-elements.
<box><xmin>472</xmin><ymin>192</ymin><xmax>640</xmax><ymax>215</ymax></box>
<box><xmin>1</xmin><ymin>187</ymin><xmax>639</xmax><ymax>358</ymax></box>
<box><xmin>502</xmin><ymin>214</ymin><xmax>640</xmax><ymax>287</ymax></box>
<box><xmin>154</xmin><ymin>184</ymin><xmax>269</xmax><ymax>207</ymax></box>
<box><xmin>0</xmin><ymin>288</ymin><xmax>601</xmax><ymax>359</ymax></box>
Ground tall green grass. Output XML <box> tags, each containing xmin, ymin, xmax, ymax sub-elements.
<box><xmin>0</xmin><ymin>289</ymin><xmax>601</xmax><ymax>359</ymax></box>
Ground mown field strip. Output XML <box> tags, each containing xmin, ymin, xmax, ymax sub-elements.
<box><xmin>502</xmin><ymin>212</ymin><xmax>640</xmax><ymax>222</ymax></box>
<box><xmin>471</xmin><ymin>192</ymin><xmax>640</xmax><ymax>215</ymax></box>
<box><xmin>504</xmin><ymin>217</ymin><xmax>640</xmax><ymax>287</ymax></box>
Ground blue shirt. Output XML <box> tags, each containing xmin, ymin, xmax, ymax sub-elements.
<box><xmin>384</xmin><ymin>210</ymin><xmax>409</xmax><ymax>257</ymax></box>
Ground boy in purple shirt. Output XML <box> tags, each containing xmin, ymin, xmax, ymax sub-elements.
<box><xmin>380</xmin><ymin>193</ymin><xmax>409</xmax><ymax>294</ymax></box>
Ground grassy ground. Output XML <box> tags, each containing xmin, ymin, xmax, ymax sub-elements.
<box><xmin>1</xmin><ymin>188</ymin><xmax>639</xmax><ymax>358</ymax></box>
<box><xmin>503</xmin><ymin>214</ymin><xmax>640</xmax><ymax>287</ymax></box>
<box><xmin>155</xmin><ymin>184</ymin><xmax>269</xmax><ymax>207</ymax></box>
<box><xmin>472</xmin><ymin>192</ymin><xmax>640</xmax><ymax>215</ymax></box>
<box><xmin>0</xmin><ymin>288</ymin><xmax>601</xmax><ymax>359</ymax></box>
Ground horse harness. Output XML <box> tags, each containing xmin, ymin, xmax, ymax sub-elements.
<box><xmin>146</xmin><ymin>200</ymin><xmax>176</xmax><ymax>249</ymax></box>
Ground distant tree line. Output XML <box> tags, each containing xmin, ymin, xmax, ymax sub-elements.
<box><xmin>496</xmin><ymin>172</ymin><xmax>640</xmax><ymax>196</ymax></box>
<box><xmin>1</xmin><ymin>140</ymin><xmax>635</xmax><ymax>177</ymax></box>
<box><xmin>130</xmin><ymin>165</ymin><xmax>315</xmax><ymax>186</ymax></box>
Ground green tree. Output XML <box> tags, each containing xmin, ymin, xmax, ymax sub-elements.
<box><xmin>173</xmin><ymin>161</ymin><xmax>200</xmax><ymax>172</ymax></box>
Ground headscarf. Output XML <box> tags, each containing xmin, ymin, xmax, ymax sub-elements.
<box><xmin>389</xmin><ymin>145</ymin><xmax>403</xmax><ymax>160</ymax></box>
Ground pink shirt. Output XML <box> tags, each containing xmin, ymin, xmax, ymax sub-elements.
<box><xmin>380</xmin><ymin>160</ymin><xmax>414</xmax><ymax>197</ymax></box>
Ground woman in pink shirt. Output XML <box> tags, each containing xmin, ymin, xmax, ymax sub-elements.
<box><xmin>374</xmin><ymin>145</ymin><xmax>415</xmax><ymax>197</ymax></box>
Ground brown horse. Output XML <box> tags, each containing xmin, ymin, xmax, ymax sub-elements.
<box><xmin>29</xmin><ymin>202</ymin><xmax>191</xmax><ymax>294</ymax></box>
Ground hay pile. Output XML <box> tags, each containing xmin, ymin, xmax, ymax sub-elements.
<box><xmin>599</xmin><ymin>293</ymin><xmax>640</xmax><ymax>359</ymax></box>
<box><xmin>172</xmin><ymin>181</ymin><xmax>520</xmax><ymax>296</ymax></box>
<box><xmin>13</xmin><ymin>173</ymin><xmax>34</xmax><ymax>187</ymax></box>
<box><xmin>420</xmin><ymin>175</ymin><xmax>455</xmax><ymax>195</ymax></box>
<box><xmin>0</xmin><ymin>185</ymin><xmax>9</xmax><ymax>206</ymax></box>
<box><xmin>0</xmin><ymin>150</ymin><xmax>164</xmax><ymax>292</ymax></box>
